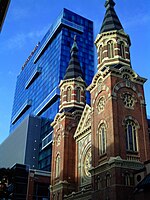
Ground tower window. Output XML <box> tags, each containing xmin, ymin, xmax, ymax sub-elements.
<box><xmin>122</xmin><ymin>93</ymin><xmax>135</xmax><ymax>108</ymax></box>
<box><xmin>125</xmin><ymin>120</ymin><xmax>138</xmax><ymax>152</ymax></box>
<box><xmin>66</xmin><ymin>87</ymin><xmax>71</xmax><ymax>102</ymax></box>
<box><xmin>97</xmin><ymin>96</ymin><xmax>106</xmax><ymax>113</ymax></box>
<box><xmin>55</xmin><ymin>154</ymin><xmax>60</xmax><ymax>178</ymax></box>
<box><xmin>106</xmin><ymin>174</ymin><xmax>111</xmax><ymax>187</ymax></box>
<box><xmin>53</xmin><ymin>193</ymin><xmax>55</xmax><ymax>200</ymax></box>
<box><xmin>123</xmin><ymin>74</ymin><xmax>130</xmax><ymax>80</ymax></box>
<box><xmin>120</xmin><ymin>42</ymin><xmax>126</xmax><ymax>59</ymax></box>
<box><xmin>98</xmin><ymin>123</ymin><xmax>107</xmax><ymax>155</ymax></box>
<box><xmin>76</xmin><ymin>87</ymin><xmax>81</xmax><ymax>102</ymax></box>
<box><xmin>124</xmin><ymin>173</ymin><xmax>131</xmax><ymax>186</ymax></box>
<box><xmin>107</xmin><ymin>41</ymin><xmax>114</xmax><ymax>58</ymax></box>
<box><xmin>56</xmin><ymin>134</ymin><xmax>61</xmax><ymax>146</ymax></box>
<box><xmin>97</xmin><ymin>175</ymin><xmax>101</xmax><ymax>190</ymax></box>
<box><xmin>97</xmin><ymin>78</ymin><xmax>103</xmax><ymax>92</ymax></box>
<box><xmin>99</xmin><ymin>45</ymin><xmax>103</xmax><ymax>63</ymax></box>
<box><xmin>57</xmin><ymin>193</ymin><xmax>60</xmax><ymax>200</ymax></box>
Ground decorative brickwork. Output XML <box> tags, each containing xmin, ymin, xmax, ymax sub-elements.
<box><xmin>50</xmin><ymin>1</ymin><xmax>150</xmax><ymax>200</ymax></box>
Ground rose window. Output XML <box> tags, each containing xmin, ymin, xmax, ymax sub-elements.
<box><xmin>122</xmin><ymin>93</ymin><xmax>135</xmax><ymax>108</ymax></box>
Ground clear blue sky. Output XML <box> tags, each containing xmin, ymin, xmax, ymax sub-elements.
<box><xmin>0</xmin><ymin>0</ymin><xmax>150</xmax><ymax>144</ymax></box>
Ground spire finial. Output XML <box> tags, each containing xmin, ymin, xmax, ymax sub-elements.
<box><xmin>105</xmin><ymin>0</ymin><xmax>115</xmax><ymax>8</ymax></box>
<box><xmin>64</xmin><ymin>36</ymin><xmax>83</xmax><ymax>80</ymax></box>
<box><xmin>71</xmin><ymin>35</ymin><xmax>78</xmax><ymax>54</ymax></box>
<box><xmin>100</xmin><ymin>0</ymin><xmax>123</xmax><ymax>33</ymax></box>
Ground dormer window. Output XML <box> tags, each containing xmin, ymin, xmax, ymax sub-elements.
<box><xmin>107</xmin><ymin>41</ymin><xmax>114</xmax><ymax>58</ymax></box>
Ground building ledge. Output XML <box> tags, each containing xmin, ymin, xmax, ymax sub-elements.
<box><xmin>34</xmin><ymin>18</ymin><xmax>83</xmax><ymax>63</ymax></box>
<box><xmin>25</xmin><ymin>66</ymin><xmax>42</xmax><ymax>89</ymax></box>
<box><xmin>11</xmin><ymin>99</ymin><xmax>32</xmax><ymax>124</ymax></box>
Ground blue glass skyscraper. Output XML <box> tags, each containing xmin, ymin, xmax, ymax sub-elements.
<box><xmin>10</xmin><ymin>8</ymin><xmax>94</xmax><ymax>171</ymax></box>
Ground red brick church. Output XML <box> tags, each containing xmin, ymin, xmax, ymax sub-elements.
<box><xmin>50</xmin><ymin>0</ymin><xmax>150</xmax><ymax>199</ymax></box>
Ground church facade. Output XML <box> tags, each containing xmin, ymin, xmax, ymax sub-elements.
<box><xmin>50</xmin><ymin>1</ymin><xmax>150</xmax><ymax>200</ymax></box>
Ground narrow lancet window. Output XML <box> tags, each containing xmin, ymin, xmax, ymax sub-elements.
<box><xmin>98</xmin><ymin>123</ymin><xmax>107</xmax><ymax>155</ymax></box>
<box><xmin>76</xmin><ymin>87</ymin><xmax>81</xmax><ymax>102</ymax></box>
<box><xmin>107</xmin><ymin>41</ymin><xmax>114</xmax><ymax>58</ymax></box>
<box><xmin>125</xmin><ymin>120</ymin><xmax>137</xmax><ymax>152</ymax></box>
<box><xmin>67</xmin><ymin>87</ymin><xmax>71</xmax><ymax>102</ymax></box>
<box><xmin>55</xmin><ymin>154</ymin><xmax>60</xmax><ymax>178</ymax></box>
<box><xmin>120</xmin><ymin>42</ymin><xmax>126</xmax><ymax>59</ymax></box>
<box><xmin>99</xmin><ymin>45</ymin><xmax>103</xmax><ymax>63</ymax></box>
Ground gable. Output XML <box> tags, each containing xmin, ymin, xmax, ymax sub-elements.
<box><xmin>74</xmin><ymin>104</ymin><xmax>91</xmax><ymax>140</ymax></box>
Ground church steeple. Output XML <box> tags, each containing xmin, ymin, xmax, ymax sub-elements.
<box><xmin>100</xmin><ymin>0</ymin><xmax>123</xmax><ymax>33</ymax></box>
<box><xmin>59</xmin><ymin>36</ymin><xmax>86</xmax><ymax>113</ymax></box>
<box><xmin>88</xmin><ymin>2</ymin><xmax>150</xmax><ymax>200</ymax></box>
<box><xmin>50</xmin><ymin>37</ymin><xmax>86</xmax><ymax>200</ymax></box>
<box><xmin>64</xmin><ymin>35</ymin><xmax>83</xmax><ymax>80</ymax></box>
<box><xmin>95</xmin><ymin>0</ymin><xmax>131</xmax><ymax>70</ymax></box>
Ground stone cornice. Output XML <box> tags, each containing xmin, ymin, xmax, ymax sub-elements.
<box><xmin>95</xmin><ymin>30</ymin><xmax>130</xmax><ymax>47</ymax></box>
<box><xmin>51</xmin><ymin>112</ymin><xmax>74</xmax><ymax>127</ymax></box>
<box><xmin>50</xmin><ymin>180</ymin><xmax>75</xmax><ymax>192</ymax></box>
<box><xmin>90</xmin><ymin>156</ymin><xmax>144</xmax><ymax>176</ymax></box>
<box><xmin>59</xmin><ymin>76</ymin><xmax>86</xmax><ymax>88</ymax></box>
<box><xmin>87</xmin><ymin>65</ymin><xmax>146</xmax><ymax>93</ymax></box>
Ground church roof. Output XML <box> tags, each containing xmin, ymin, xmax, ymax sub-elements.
<box><xmin>64</xmin><ymin>36</ymin><xmax>83</xmax><ymax>80</ymax></box>
<box><xmin>100</xmin><ymin>0</ymin><xmax>123</xmax><ymax>33</ymax></box>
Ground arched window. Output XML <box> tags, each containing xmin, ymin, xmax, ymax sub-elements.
<box><xmin>98</xmin><ymin>123</ymin><xmax>107</xmax><ymax>155</ymax></box>
<box><xmin>99</xmin><ymin>45</ymin><xmax>103</xmax><ymax>63</ymax></box>
<box><xmin>53</xmin><ymin>193</ymin><xmax>55</xmax><ymax>200</ymax></box>
<box><xmin>76</xmin><ymin>87</ymin><xmax>81</xmax><ymax>102</ymax></box>
<box><xmin>97</xmin><ymin>78</ymin><xmax>103</xmax><ymax>92</ymax></box>
<box><xmin>97</xmin><ymin>175</ymin><xmax>101</xmax><ymax>190</ymax></box>
<box><xmin>97</xmin><ymin>96</ymin><xmax>106</xmax><ymax>113</ymax></box>
<box><xmin>122</xmin><ymin>93</ymin><xmax>135</xmax><ymax>109</ymax></box>
<box><xmin>56</xmin><ymin>135</ymin><xmax>61</xmax><ymax>146</ymax></box>
<box><xmin>66</xmin><ymin>87</ymin><xmax>71</xmax><ymax>102</ymax></box>
<box><xmin>120</xmin><ymin>42</ymin><xmax>126</xmax><ymax>58</ymax></box>
<box><xmin>55</xmin><ymin>154</ymin><xmax>60</xmax><ymax>178</ymax></box>
<box><xmin>124</xmin><ymin>173</ymin><xmax>131</xmax><ymax>186</ymax></box>
<box><xmin>125</xmin><ymin>120</ymin><xmax>138</xmax><ymax>152</ymax></box>
<box><xmin>57</xmin><ymin>193</ymin><xmax>60</xmax><ymax>200</ymax></box>
<box><xmin>107</xmin><ymin>41</ymin><xmax>114</xmax><ymax>58</ymax></box>
<box><xmin>106</xmin><ymin>174</ymin><xmax>111</xmax><ymax>187</ymax></box>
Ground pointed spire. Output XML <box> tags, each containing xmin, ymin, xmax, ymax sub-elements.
<box><xmin>105</xmin><ymin>0</ymin><xmax>115</xmax><ymax>8</ymax></box>
<box><xmin>100</xmin><ymin>0</ymin><xmax>123</xmax><ymax>33</ymax></box>
<box><xmin>64</xmin><ymin>36</ymin><xmax>83</xmax><ymax>80</ymax></box>
<box><xmin>71</xmin><ymin>35</ymin><xmax>78</xmax><ymax>53</ymax></box>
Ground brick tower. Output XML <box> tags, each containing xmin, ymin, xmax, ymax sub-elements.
<box><xmin>50</xmin><ymin>36</ymin><xmax>86</xmax><ymax>199</ymax></box>
<box><xmin>88</xmin><ymin>0</ymin><xmax>150</xmax><ymax>199</ymax></box>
